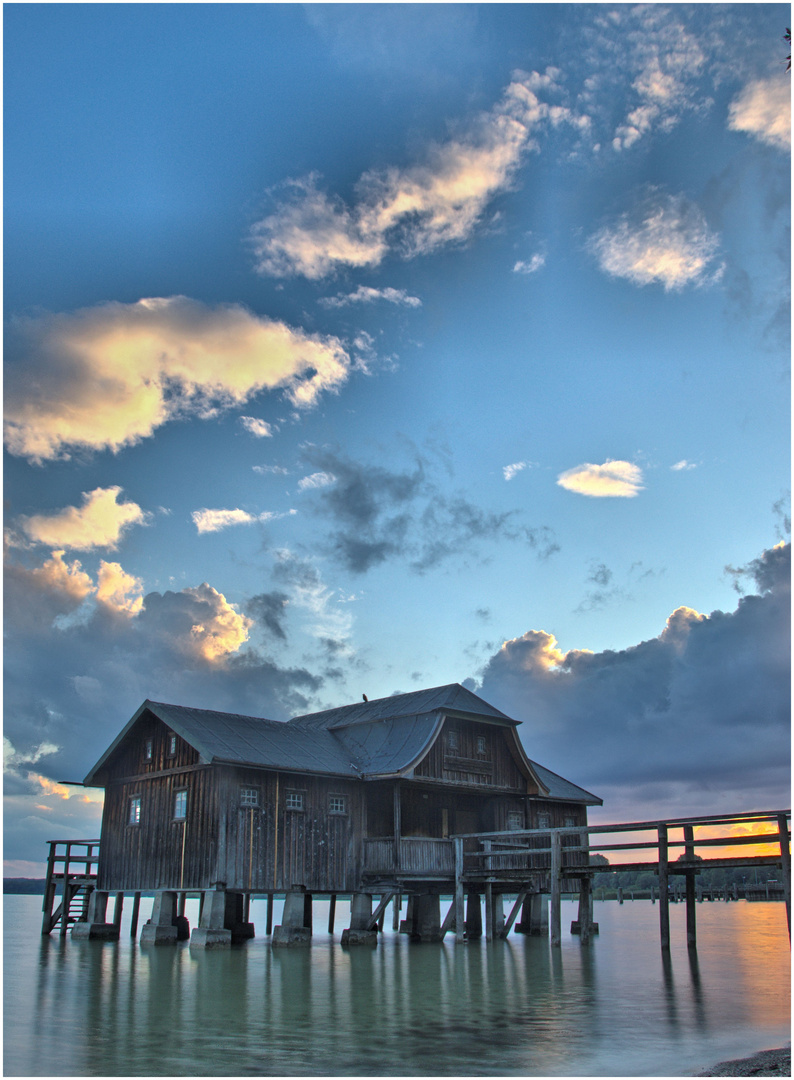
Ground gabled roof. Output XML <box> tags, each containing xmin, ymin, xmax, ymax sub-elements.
<box><xmin>290</xmin><ymin>683</ymin><xmax>517</xmax><ymax>731</ymax></box>
<box><xmin>83</xmin><ymin>684</ymin><xmax>600</xmax><ymax>804</ymax></box>
<box><xmin>84</xmin><ymin>700</ymin><xmax>360</xmax><ymax>785</ymax></box>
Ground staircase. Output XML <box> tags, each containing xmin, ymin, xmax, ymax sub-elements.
<box><xmin>41</xmin><ymin>840</ymin><xmax>100</xmax><ymax>936</ymax></box>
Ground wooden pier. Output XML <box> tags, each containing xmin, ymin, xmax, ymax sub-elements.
<box><xmin>42</xmin><ymin>809</ymin><xmax>790</xmax><ymax>951</ymax></box>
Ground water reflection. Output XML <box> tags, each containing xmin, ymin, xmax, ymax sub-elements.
<box><xmin>5</xmin><ymin>897</ymin><xmax>790</xmax><ymax>1077</ymax></box>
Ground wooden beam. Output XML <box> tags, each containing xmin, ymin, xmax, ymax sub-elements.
<box><xmin>501</xmin><ymin>886</ymin><xmax>530</xmax><ymax>939</ymax></box>
<box><xmin>328</xmin><ymin>894</ymin><xmax>336</xmax><ymax>933</ymax></box>
<box><xmin>393</xmin><ymin>782</ymin><xmax>402</xmax><ymax>873</ymax></box>
<box><xmin>777</xmin><ymin>813</ymin><xmax>791</xmax><ymax>939</ymax></box>
<box><xmin>365</xmin><ymin>891</ymin><xmax>396</xmax><ymax>932</ymax></box>
<box><xmin>454</xmin><ymin>838</ymin><xmax>465</xmax><ymax>944</ymax></box>
<box><xmin>130</xmin><ymin>892</ymin><xmax>141</xmax><ymax>938</ymax></box>
<box><xmin>484</xmin><ymin>881</ymin><xmax>493</xmax><ymax>942</ymax></box>
<box><xmin>439</xmin><ymin>902</ymin><xmax>456</xmax><ymax>939</ymax></box>
<box><xmin>684</xmin><ymin>825</ymin><xmax>697</xmax><ymax>950</ymax></box>
<box><xmin>658</xmin><ymin>825</ymin><xmax>670</xmax><ymax>950</ymax></box>
<box><xmin>550</xmin><ymin>832</ymin><xmax>562</xmax><ymax>947</ymax></box>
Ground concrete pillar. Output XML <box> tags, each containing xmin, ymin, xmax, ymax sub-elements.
<box><xmin>465</xmin><ymin>893</ymin><xmax>482</xmax><ymax>938</ymax></box>
<box><xmin>190</xmin><ymin>887</ymin><xmax>231</xmax><ymax>948</ymax></box>
<box><xmin>489</xmin><ymin>893</ymin><xmax>505</xmax><ymax>940</ymax></box>
<box><xmin>341</xmin><ymin>892</ymin><xmax>377</xmax><ymax>946</ymax></box>
<box><xmin>140</xmin><ymin>892</ymin><xmax>179</xmax><ymax>946</ymax></box>
<box><xmin>413</xmin><ymin>894</ymin><xmax>442</xmax><ymax>943</ymax></box>
<box><xmin>518</xmin><ymin>893</ymin><xmax>548</xmax><ymax>936</ymax></box>
<box><xmin>272</xmin><ymin>888</ymin><xmax>312</xmax><ymax>947</ymax></box>
<box><xmin>72</xmin><ymin>890</ymin><xmax>121</xmax><ymax>941</ymax></box>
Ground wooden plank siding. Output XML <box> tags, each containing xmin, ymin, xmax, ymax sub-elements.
<box><xmin>414</xmin><ymin>719</ymin><xmax>532</xmax><ymax>791</ymax></box>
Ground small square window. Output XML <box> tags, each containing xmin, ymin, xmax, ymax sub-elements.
<box><xmin>174</xmin><ymin>789</ymin><xmax>187</xmax><ymax>820</ymax></box>
<box><xmin>329</xmin><ymin>795</ymin><xmax>347</xmax><ymax>815</ymax></box>
<box><xmin>240</xmin><ymin>787</ymin><xmax>259</xmax><ymax>807</ymax></box>
<box><xmin>476</xmin><ymin>736</ymin><xmax>487</xmax><ymax>757</ymax></box>
<box><xmin>507</xmin><ymin>810</ymin><xmax>523</xmax><ymax>831</ymax></box>
<box><xmin>564</xmin><ymin>816</ymin><xmax>576</xmax><ymax>829</ymax></box>
<box><xmin>446</xmin><ymin>730</ymin><xmax>459</xmax><ymax>753</ymax></box>
<box><xmin>144</xmin><ymin>738</ymin><xmax>153</xmax><ymax>761</ymax></box>
<box><xmin>129</xmin><ymin>795</ymin><xmax>141</xmax><ymax>826</ymax></box>
<box><xmin>168</xmin><ymin>733</ymin><xmax>177</xmax><ymax>757</ymax></box>
<box><xmin>537</xmin><ymin>813</ymin><xmax>551</xmax><ymax>830</ymax></box>
<box><xmin>285</xmin><ymin>791</ymin><xmax>304</xmax><ymax>811</ymax></box>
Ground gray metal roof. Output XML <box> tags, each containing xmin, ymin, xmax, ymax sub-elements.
<box><xmin>290</xmin><ymin>683</ymin><xmax>517</xmax><ymax>731</ymax></box>
<box><xmin>83</xmin><ymin>685</ymin><xmax>600</xmax><ymax>805</ymax></box>
<box><xmin>528</xmin><ymin>759</ymin><xmax>602</xmax><ymax>806</ymax></box>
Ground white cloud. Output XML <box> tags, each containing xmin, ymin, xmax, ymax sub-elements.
<box><xmin>728</xmin><ymin>77</ymin><xmax>791</xmax><ymax>151</ymax></box>
<box><xmin>588</xmin><ymin>189</ymin><xmax>721</xmax><ymax>291</ymax></box>
<box><xmin>513</xmin><ymin>253</ymin><xmax>546</xmax><ymax>275</ymax></box>
<box><xmin>12</xmin><ymin>550</ymin><xmax>95</xmax><ymax>607</ymax></box>
<box><xmin>239</xmin><ymin>416</ymin><xmax>274</xmax><ymax>438</ymax></box>
<box><xmin>4</xmin><ymin>297</ymin><xmax>351</xmax><ymax>462</ymax></box>
<box><xmin>17</xmin><ymin>486</ymin><xmax>149</xmax><ymax>551</ymax></box>
<box><xmin>319</xmin><ymin>285</ymin><xmax>422</xmax><ymax>309</ymax></box>
<box><xmin>557</xmin><ymin>460</ymin><xmax>644</xmax><ymax>498</ymax></box>
<box><xmin>671</xmin><ymin>459</ymin><xmax>696</xmax><ymax>471</ymax></box>
<box><xmin>503</xmin><ymin>461</ymin><xmax>528</xmax><ymax>481</ymax></box>
<box><xmin>298</xmin><ymin>472</ymin><xmax>337</xmax><ymax>491</ymax></box>
<box><xmin>3</xmin><ymin>737</ymin><xmax>60</xmax><ymax>774</ymax></box>
<box><xmin>253</xmin><ymin>464</ymin><xmax>289</xmax><ymax>475</ymax></box>
<box><xmin>192</xmin><ymin>508</ymin><xmax>297</xmax><ymax>534</ymax></box>
<box><xmin>251</xmin><ymin>70</ymin><xmax>587</xmax><ymax>279</ymax></box>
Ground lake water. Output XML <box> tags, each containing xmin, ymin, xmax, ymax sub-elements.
<box><xmin>3</xmin><ymin>894</ymin><xmax>790</xmax><ymax>1077</ymax></box>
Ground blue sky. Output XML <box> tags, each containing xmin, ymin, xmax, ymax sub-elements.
<box><xmin>4</xmin><ymin>4</ymin><xmax>790</xmax><ymax>874</ymax></box>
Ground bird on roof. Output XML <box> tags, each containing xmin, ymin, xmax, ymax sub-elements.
<box><xmin>362</xmin><ymin>694</ymin><xmax>368</xmax><ymax>702</ymax></box>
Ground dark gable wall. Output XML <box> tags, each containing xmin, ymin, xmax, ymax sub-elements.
<box><xmin>414</xmin><ymin>718</ymin><xmax>533</xmax><ymax>791</ymax></box>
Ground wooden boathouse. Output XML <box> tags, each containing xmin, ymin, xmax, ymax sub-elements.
<box><xmin>45</xmin><ymin>684</ymin><xmax>601</xmax><ymax>946</ymax></box>
<box><xmin>43</xmin><ymin>683</ymin><xmax>789</xmax><ymax>950</ymax></box>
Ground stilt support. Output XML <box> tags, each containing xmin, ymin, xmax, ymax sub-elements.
<box><xmin>72</xmin><ymin>890</ymin><xmax>120</xmax><ymax>941</ymax></box>
<box><xmin>140</xmin><ymin>891</ymin><xmax>180</xmax><ymax>946</ymax></box>
<box><xmin>272</xmin><ymin>888</ymin><xmax>311</xmax><ymax>947</ymax></box>
<box><xmin>341</xmin><ymin>892</ymin><xmax>377</xmax><ymax>946</ymax></box>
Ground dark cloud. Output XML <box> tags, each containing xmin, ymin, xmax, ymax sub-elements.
<box><xmin>245</xmin><ymin>591</ymin><xmax>290</xmax><ymax>641</ymax></box>
<box><xmin>300</xmin><ymin>447</ymin><xmax>559</xmax><ymax>575</ymax></box>
<box><xmin>476</xmin><ymin>543</ymin><xmax>790</xmax><ymax>819</ymax></box>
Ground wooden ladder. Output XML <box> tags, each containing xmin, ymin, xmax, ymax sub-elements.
<box><xmin>41</xmin><ymin>839</ymin><xmax>100</xmax><ymax>936</ymax></box>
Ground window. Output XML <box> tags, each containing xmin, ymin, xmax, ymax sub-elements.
<box><xmin>285</xmin><ymin>791</ymin><xmax>304</xmax><ymax>811</ymax></box>
<box><xmin>129</xmin><ymin>795</ymin><xmax>141</xmax><ymax>826</ymax></box>
<box><xmin>446</xmin><ymin>730</ymin><xmax>459</xmax><ymax>753</ymax></box>
<box><xmin>564</xmin><ymin>816</ymin><xmax>576</xmax><ymax>829</ymax></box>
<box><xmin>240</xmin><ymin>787</ymin><xmax>259</xmax><ymax>807</ymax></box>
<box><xmin>507</xmin><ymin>810</ymin><xmax>524</xmax><ymax>831</ymax></box>
<box><xmin>537</xmin><ymin>813</ymin><xmax>551</xmax><ymax>830</ymax></box>
<box><xmin>329</xmin><ymin>794</ymin><xmax>347</xmax><ymax>815</ymax></box>
<box><xmin>174</xmin><ymin>789</ymin><xmax>187</xmax><ymax>820</ymax></box>
<box><xmin>168</xmin><ymin>733</ymin><xmax>177</xmax><ymax>757</ymax></box>
<box><xmin>144</xmin><ymin>738</ymin><xmax>153</xmax><ymax>761</ymax></box>
<box><xmin>476</xmin><ymin>735</ymin><xmax>487</xmax><ymax>758</ymax></box>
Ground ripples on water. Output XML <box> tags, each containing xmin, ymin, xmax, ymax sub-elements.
<box><xmin>3</xmin><ymin>895</ymin><xmax>790</xmax><ymax>1076</ymax></box>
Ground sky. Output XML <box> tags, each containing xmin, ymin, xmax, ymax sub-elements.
<box><xmin>4</xmin><ymin>3</ymin><xmax>790</xmax><ymax>876</ymax></box>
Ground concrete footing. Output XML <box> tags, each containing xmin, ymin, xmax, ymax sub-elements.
<box><xmin>72</xmin><ymin>891</ymin><xmax>121</xmax><ymax>941</ymax></box>
<box><xmin>273</xmin><ymin>888</ymin><xmax>313</xmax><ymax>947</ymax></box>
<box><xmin>341</xmin><ymin>892</ymin><xmax>377</xmax><ymax>946</ymax></box>
<box><xmin>141</xmin><ymin>891</ymin><xmax>183</xmax><ymax>946</ymax></box>
<box><xmin>189</xmin><ymin>886</ymin><xmax>244</xmax><ymax>949</ymax></box>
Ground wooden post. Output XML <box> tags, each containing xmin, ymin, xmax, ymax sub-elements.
<box><xmin>60</xmin><ymin>843</ymin><xmax>72</xmax><ymax>938</ymax></box>
<box><xmin>658</xmin><ymin>825</ymin><xmax>670</xmax><ymax>950</ymax></box>
<box><xmin>113</xmin><ymin>892</ymin><xmax>124</xmax><ymax>929</ymax></box>
<box><xmin>41</xmin><ymin>842</ymin><xmax>58</xmax><ymax>935</ymax></box>
<box><xmin>392</xmin><ymin>893</ymin><xmax>401</xmax><ymax>932</ymax></box>
<box><xmin>575</xmin><ymin>878</ymin><xmax>593</xmax><ymax>943</ymax></box>
<box><xmin>454</xmin><ymin>838</ymin><xmax>465</xmax><ymax>944</ymax></box>
<box><xmin>130</xmin><ymin>892</ymin><xmax>141</xmax><ymax>938</ymax></box>
<box><xmin>466</xmin><ymin>893</ymin><xmax>483</xmax><ymax>938</ymax></box>
<box><xmin>484</xmin><ymin>881</ymin><xmax>493</xmax><ymax>942</ymax></box>
<box><xmin>617</xmin><ymin>886</ymin><xmax>623</xmax><ymax>904</ymax></box>
<box><xmin>502</xmin><ymin>887</ymin><xmax>530</xmax><ymax>939</ymax></box>
<box><xmin>550</xmin><ymin>831</ymin><xmax>562</xmax><ymax>947</ymax></box>
<box><xmin>328</xmin><ymin>894</ymin><xmax>337</xmax><ymax>933</ymax></box>
<box><xmin>393</xmin><ymin>782</ymin><xmax>402</xmax><ymax>873</ymax></box>
<box><xmin>303</xmin><ymin>892</ymin><xmax>313</xmax><ymax>932</ymax></box>
<box><xmin>684</xmin><ymin>825</ymin><xmax>697</xmax><ymax>949</ymax></box>
<box><xmin>266</xmin><ymin>893</ymin><xmax>273</xmax><ymax>935</ymax></box>
<box><xmin>777</xmin><ymin>813</ymin><xmax>790</xmax><ymax>938</ymax></box>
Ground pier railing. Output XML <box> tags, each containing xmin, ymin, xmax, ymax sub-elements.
<box><xmin>450</xmin><ymin>809</ymin><xmax>790</xmax><ymax>949</ymax></box>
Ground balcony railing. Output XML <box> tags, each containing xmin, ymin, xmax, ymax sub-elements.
<box><xmin>363</xmin><ymin>837</ymin><xmax>455</xmax><ymax>875</ymax></box>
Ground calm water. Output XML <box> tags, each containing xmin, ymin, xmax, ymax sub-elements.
<box><xmin>3</xmin><ymin>894</ymin><xmax>790</xmax><ymax>1077</ymax></box>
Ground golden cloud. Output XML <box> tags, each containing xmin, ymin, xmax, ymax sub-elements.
<box><xmin>557</xmin><ymin>460</ymin><xmax>644</xmax><ymax>498</ymax></box>
<box><xmin>183</xmin><ymin>583</ymin><xmax>253</xmax><ymax>662</ymax></box>
<box><xmin>95</xmin><ymin>561</ymin><xmax>144</xmax><ymax>617</ymax></box>
<box><xmin>4</xmin><ymin>297</ymin><xmax>351</xmax><ymax>462</ymax></box>
<box><xmin>18</xmin><ymin>486</ymin><xmax>148</xmax><ymax>551</ymax></box>
<box><xmin>23</xmin><ymin>550</ymin><xmax>95</xmax><ymax>604</ymax></box>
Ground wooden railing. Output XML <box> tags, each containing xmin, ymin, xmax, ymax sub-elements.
<box><xmin>363</xmin><ymin>837</ymin><xmax>455</xmax><ymax>875</ymax></box>
<box><xmin>41</xmin><ymin>839</ymin><xmax>100</xmax><ymax>936</ymax></box>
